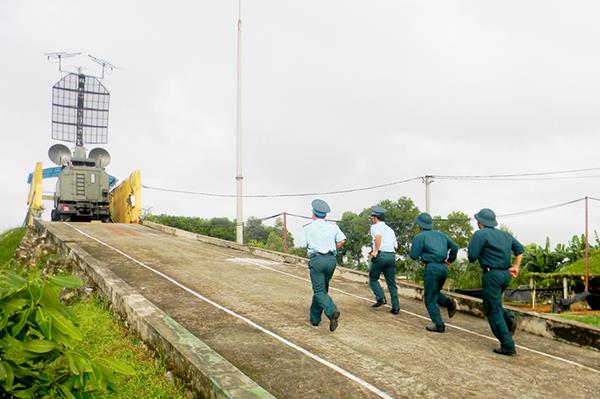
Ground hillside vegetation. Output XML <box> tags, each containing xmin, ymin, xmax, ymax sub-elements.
<box><xmin>0</xmin><ymin>227</ymin><xmax>26</xmax><ymax>264</ymax></box>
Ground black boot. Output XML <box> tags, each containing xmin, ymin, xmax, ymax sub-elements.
<box><xmin>425</xmin><ymin>324</ymin><xmax>445</xmax><ymax>333</ymax></box>
<box><xmin>329</xmin><ymin>311</ymin><xmax>340</xmax><ymax>332</ymax></box>
<box><xmin>493</xmin><ymin>347</ymin><xmax>516</xmax><ymax>356</ymax></box>
<box><xmin>371</xmin><ymin>299</ymin><xmax>387</xmax><ymax>308</ymax></box>
<box><xmin>448</xmin><ymin>298</ymin><xmax>458</xmax><ymax>318</ymax></box>
<box><xmin>507</xmin><ymin>315</ymin><xmax>518</xmax><ymax>336</ymax></box>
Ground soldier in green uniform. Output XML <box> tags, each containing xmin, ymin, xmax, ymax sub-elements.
<box><xmin>409</xmin><ymin>212</ymin><xmax>459</xmax><ymax>333</ymax></box>
<box><xmin>468</xmin><ymin>208</ymin><xmax>524</xmax><ymax>356</ymax></box>
<box><xmin>298</xmin><ymin>199</ymin><xmax>346</xmax><ymax>332</ymax></box>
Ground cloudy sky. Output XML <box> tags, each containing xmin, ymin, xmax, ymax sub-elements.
<box><xmin>1</xmin><ymin>0</ymin><xmax>600</xmax><ymax>246</ymax></box>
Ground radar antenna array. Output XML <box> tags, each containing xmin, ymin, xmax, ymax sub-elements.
<box><xmin>47</xmin><ymin>52</ymin><xmax>114</xmax><ymax>147</ymax></box>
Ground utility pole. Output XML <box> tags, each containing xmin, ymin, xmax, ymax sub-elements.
<box><xmin>585</xmin><ymin>196</ymin><xmax>589</xmax><ymax>293</ymax></box>
<box><xmin>235</xmin><ymin>0</ymin><xmax>244</xmax><ymax>244</ymax></box>
<box><xmin>283</xmin><ymin>212</ymin><xmax>288</xmax><ymax>253</ymax></box>
<box><xmin>424</xmin><ymin>175</ymin><xmax>432</xmax><ymax>214</ymax></box>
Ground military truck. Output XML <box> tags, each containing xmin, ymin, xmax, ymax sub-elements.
<box><xmin>49</xmin><ymin>145</ymin><xmax>111</xmax><ymax>222</ymax></box>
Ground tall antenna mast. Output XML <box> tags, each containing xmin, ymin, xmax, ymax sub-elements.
<box><xmin>235</xmin><ymin>0</ymin><xmax>244</xmax><ymax>244</ymax></box>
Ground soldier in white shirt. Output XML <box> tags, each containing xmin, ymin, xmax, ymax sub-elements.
<box><xmin>368</xmin><ymin>206</ymin><xmax>400</xmax><ymax>314</ymax></box>
<box><xmin>298</xmin><ymin>199</ymin><xmax>346</xmax><ymax>332</ymax></box>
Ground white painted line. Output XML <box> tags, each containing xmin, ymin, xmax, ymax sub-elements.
<box><xmin>63</xmin><ymin>223</ymin><xmax>394</xmax><ymax>399</ymax></box>
<box><xmin>203</xmin><ymin>248</ymin><xmax>600</xmax><ymax>375</ymax></box>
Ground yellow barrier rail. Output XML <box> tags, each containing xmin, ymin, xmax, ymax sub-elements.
<box><xmin>110</xmin><ymin>170</ymin><xmax>142</xmax><ymax>223</ymax></box>
<box><xmin>25</xmin><ymin>162</ymin><xmax>44</xmax><ymax>226</ymax></box>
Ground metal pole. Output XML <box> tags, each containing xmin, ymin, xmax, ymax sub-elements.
<box><xmin>283</xmin><ymin>212</ymin><xmax>288</xmax><ymax>253</ymax></box>
<box><xmin>76</xmin><ymin>74</ymin><xmax>86</xmax><ymax>147</ymax></box>
<box><xmin>585</xmin><ymin>196</ymin><xmax>589</xmax><ymax>292</ymax></box>
<box><xmin>235</xmin><ymin>0</ymin><xmax>244</xmax><ymax>244</ymax></box>
<box><xmin>424</xmin><ymin>175</ymin><xmax>432</xmax><ymax>213</ymax></box>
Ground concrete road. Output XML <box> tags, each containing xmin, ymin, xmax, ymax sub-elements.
<box><xmin>46</xmin><ymin>222</ymin><xmax>600</xmax><ymax>399</ymax></box>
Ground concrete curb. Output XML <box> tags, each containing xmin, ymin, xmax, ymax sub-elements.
<box><xmin>143</xmin><ymin>220</ymin><xmax>600</xmax><ymax>350</ymax></box>
<box><xmin>36</xmin><ymin>220</ymin><xmax>274</xmax><ymax>399</ymax></box>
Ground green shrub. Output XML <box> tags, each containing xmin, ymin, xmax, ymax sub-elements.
<box><xmin>0</xmin><ymin>228</ymin><xmax>26</xmax><ymax>266</ymax></box>
<box><xmin>447</xmin><ymin>260</ymin><xmax>482</xmax><ymax>290</ymax></box>
<box><xmin>0</xmin><ymin>270</ymin><xmax>134</xmax><ymax>398</ymax></box>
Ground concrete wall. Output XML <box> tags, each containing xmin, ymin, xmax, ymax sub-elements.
<box><xmin>143</xmin><ymin>220</ymin><xmax>600</xmax><ymax>351</ymax></box>
<box><xmin>35</xmin><ymin>220</ymin><xmax>274</xmax><ymax>399</ymax></box>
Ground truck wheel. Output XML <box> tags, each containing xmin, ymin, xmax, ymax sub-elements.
<box><xmin>51</xmin><ymin>209</ymin><xmax>57</xmax><ymax>221</ymax></box>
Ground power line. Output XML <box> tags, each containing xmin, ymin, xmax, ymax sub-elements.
<box><xmin>497</xmin><ymin>198</ymin><xmax>585</xmax><ymax>218</ymax></box>
<box><xmin>142</xmin><ymin>167</ymin><xmax>600</xmax><ymax>199</ymax></box>
<box><xmin>433</xmin><ymin>167</ymin><xmax>600</xmax><ymax>180</ymax></box>
<box><xmin>142</xmin><ymin>176</ymin><xmax>422</xmax><ymax>198</ymax></box>
<box><xmin>435</xmin><ymin>175</ymin><xmax>600</xmax><ymax>182</ymax></box>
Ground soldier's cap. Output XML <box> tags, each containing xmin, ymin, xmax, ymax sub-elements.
<box><xmin>370</xmin><ymin>206</ymin><xmax>387</xmax><ymax>218</ymax></box>
<box><xmin>474</xmin><ymin>208</ymin><xmax>498</xmax><ymax>227</ymax></box>
<box><xmin>311</xmin><ymin>199</ymin><xmax>331</xmax><ymax>218</ymax></box>
<box><xmin>415</xmin><ymin>212</ymin><xmax>433</xmax><ymax>230</ymax></box>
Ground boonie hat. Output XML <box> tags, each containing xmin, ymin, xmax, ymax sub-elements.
<box><xmin>474</xmin><ymin>208</ymin><xmax>498</xmax><ymax>227</ymax></box>
<box><xmin>311</xmin><ymin>199</ymin><xmax>331</xmax><ymax>218</ymax></box>
<box><xmin>415</xmin><ymin>212</ymin><xmax>433</xmax><ymax>230</ymax></box>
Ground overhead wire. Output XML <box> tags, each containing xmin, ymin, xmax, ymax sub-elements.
<box><xmin>434</xmin><ymin>175</ymin><xmax>600</xmax><ymax>182</ymax></box>
<box><xmin>496</xmin><ymin>198</ymin><xmax>586</xmax><ymax>218</ymax></box>
<box><xmin>142</xmin><ymin>176</ymin><xmax>422</xmax><ymax>199</ymax></box>
<box><xmin>143</xmin><ymin>167</ymin><xmax>600</xmax><ymax>199</ymax></box>
<box><xmin>141</xmin><ymin>167</ymin><xmax>600</xmax><ymax>228</ymax></box>
<box><xmin>432</xmin><ymin>167</ymin><xmax>600</xmax><ymax>180</ymax></box>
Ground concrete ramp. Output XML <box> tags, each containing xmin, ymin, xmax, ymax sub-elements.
<box><xmin>39</xmin><ymin>221</ymin><xmax>600</xmax><ymax>399</ymax></box>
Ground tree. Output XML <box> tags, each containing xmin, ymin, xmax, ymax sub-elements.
<box><xmin>521</xmin><ymin>238</ymin><xmax>566</xmax><ymax>274</ymax></box>
<box><xmin>245</xmin><ymin>217</ymin><xmax>270</xmax><ymax>243</ymax></box>
<box><xmin>265</xmin><ymin>231</ymin><xmax>284</xmax><ymax>252</ymax></box>
<box><xmin>433</xmin><ymin>211</ymin><xmax>473</xmax><ymax>249</ymax></box>
<box><xmin>367</xmin><ymin>197</ymin><xmax>421</xmax><ymax>258</ymax></box>
<box><xmin>273</xmin><ymin>218</ymin><xmax>295</xmax><ymax>248</ymax></box>
<box><xmin>144</xmin><ymin>214</ymin><xmax>236</xmax><ymax>241</ymax></box>
<box><xmin>208</xmin><ymin>217</ymin><xmax>236</xmax><ymax>241</ymax></box>
<box><xmin>337</xmin><ymin>211</ymin><xmax>371</xmax><ymax>267</ymax></box>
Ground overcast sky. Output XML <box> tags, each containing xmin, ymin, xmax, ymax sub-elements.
<box><xmin>1</xmin><ymin>0</ymin><xmax>600</xmax><ymax>246</ymax></box>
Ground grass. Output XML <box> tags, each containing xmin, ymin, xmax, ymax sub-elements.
<box><xmin>558</xmin><ymin>314</ymin><xmax>600</xmax><ymax>328</ymax></box>
<box><xmin>0</xmin><ymin>227</ymin><xmax>26</xmax><ymax>264</ymax></box>
<box><xmin>72</xmin><ymin>297</ymin><xmax>190</xmax><ymax>399</ymax></box>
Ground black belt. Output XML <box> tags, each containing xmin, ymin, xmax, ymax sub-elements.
<box><xmin>482</xmin><ymin>266</ymin><xmax>507</xmax><ymax>273</ymax></box>
<box><xmin>310</xmin><ymin>251</ymin><xmax>335</xmax><ymax>258</ymax></box>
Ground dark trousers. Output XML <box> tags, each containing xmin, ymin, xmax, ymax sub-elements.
<box><xmin>308</xmin><ymin>254</ymin><xmax>338</xmax><ymax>324</ymax></box>
<box><xmin>424</xmin><ymin>263</ymin><xmax>452</xmax><ymax>326</ymax></box>
<box><xmin>482</xmin><ymin>269</ymin><xmax>515</xmax><ymax>350</ymax></box>
<box><xmin>369</xmin><ymin>252</ymin><xmax>399</xmax><ymax>310</ymax></box>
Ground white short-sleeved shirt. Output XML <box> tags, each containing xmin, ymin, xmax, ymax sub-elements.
<box><xmin>298</xmin><ymin>219</ymin><xmax>347</xmax><ymax>256</ymax></box>
<box><xmin>370</xmin><ymin>222</ymin><xmax>397</xmax><ymax>253</ymax></box>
